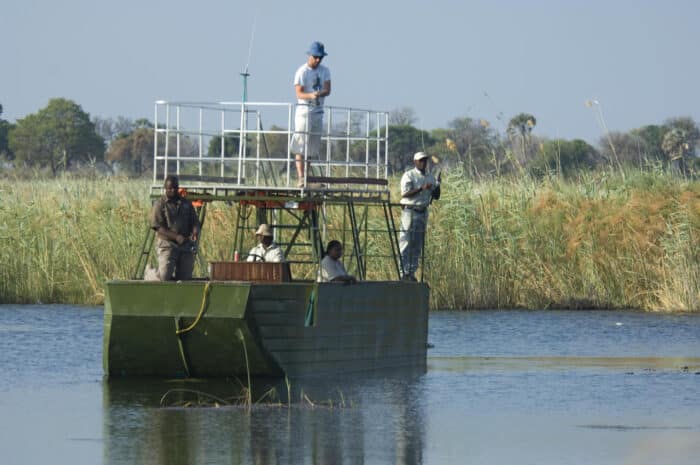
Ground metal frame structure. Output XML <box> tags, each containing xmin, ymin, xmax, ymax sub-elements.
<box><xmin>139</xmin><ymin>101</ymin><xmax>407</xmax><ymax>282</ymax></box>
<box><xmin>152</xmin><ymin>101</ymin><xmax>390</xmax><ymax>194</ymax></box>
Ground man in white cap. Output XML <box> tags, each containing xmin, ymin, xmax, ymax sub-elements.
<box><xmin>398</xmin><ymin>152</ymin><xmax>440</xmax><ymax>281</ymax></box>
<box><xmin>246</xmin><ymin>224</ymin><xmax>286</xmax><ymax>262</ymax></box>
<box><xmin>290</xmin><ymin>41</ymin><xmax>331</xmax><ymax>187</ymax></box>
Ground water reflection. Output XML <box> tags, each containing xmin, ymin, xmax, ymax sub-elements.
<box><xmin>103</xmin><ymin>372</ymin><xmax>426</xmax><ymax>465</ymax></box>
<box><xmin>3</xmin><ymin>306</ymin><xmax>700</xmax><ymax>465</ymax></box>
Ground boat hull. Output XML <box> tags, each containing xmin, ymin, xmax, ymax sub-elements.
<box><xmin>103</xmin><ymin>281</ymin><xmax>429</xmax><ymax>378</ymax></box>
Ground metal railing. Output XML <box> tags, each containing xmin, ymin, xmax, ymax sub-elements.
<box><xmin>152</xmin><ymin>101</ymin><xmax>390</xmax><ymax>192</ymax></box>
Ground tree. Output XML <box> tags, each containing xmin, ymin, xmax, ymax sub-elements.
<box><xmin>207</xmin><ymin>135</ymin><xmax>241</xmax><ymax>158</ymax></box>
<box><xmin>598</xmin><ymin>131</ymin><xmax>649</xmax><ymax>167</ymax></box>
<box><xmin>631</xmin><ymin>125</ymin><xmax>667</xmax><ymax>161</ymax></box>
<box><xmin>661</xmin><ymin>128</ymin><xmax>690</xmax><ymax>160</ymax></box>
<box><xmin>134</xmin><ymin>118</ymin><xmax>153</xmax><ymax>129</ymax></box>
<box><xmin>93</xmin><ymin>116</ymin><xmax>152</xmax><ymax>145</ymax></box>
<box><xmin>258</xmin><ymin>125</ymin><xmax>288</xmax><ymax>158</ymax></box>
<box><xmin>105</xmin><ymin>128</ymin><xmax>155</xmax><ymax>176</ymax></box>
<box><xmin>9</xmin><ymin>98</ymin><xmax>104</xmax><ymax>175</ymax></box>
<box><xmin>389</xmin><ymin>107</ymin><xmax>417</xmax><ymax>126</ymax></box>
<box><xmin>664</xmin><ymin>116</ymin><xmax>699</xmax><ymax>156</ymax></box>
<box><xmin>442</xmin><ymin>116</ymin><xmax>500</xmax><ymax>176</ymax></box>
<box><xmin>105</xmin><ymin>122</ymin><xmax>198</xmax><ymax>176</ymax></box>
<box><xmin>529</xmin><ymin>139</ymin><xmax>598</xmax><ymax>178</ymax></box>
<box><xmin>0</xmin><ymin>103</ymin><xmax>12</xmax><ymax>159</ymax></box>
<box><xmin>507</xmin><ymin>113</ymin><xmax>537</xmax><ymax>163</ymax></box>
<box><xmin>508</xmin><ymin>113</ymin><xmax>537</xmax><ymax>137</ymax></box>
<box><xmin>387</xmin><ymin>124</ymin><xmax>433</xmax><ymax>174</ymax></box>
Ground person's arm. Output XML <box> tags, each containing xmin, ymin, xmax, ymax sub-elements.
<box><xmin>402</xmin><ymin>183</ymin><xmax>433</xmax><ymax>198</ymax></box>
<box><xmin>319</xmin><ymin>80</ymin><xmax>331</xmax><ymax>98</ymax></box>
<box><xmin>331</xmin><ymin>274</ymin><xmax>357</xmax><ymax>284</ymax></box>
<box><xmin>401</xmin><ymin>173</ymin><xmax>433</xmax><ymax>198</ymax></box>
<box><xmin>296</xmin><ymin>84</ymin><xmax>321</xmax><ymax>101</ymax></box>
<box><xmin>151</xmin><ymin>200</ymin><xmax>187</xmax><ymax>245</ymax></box>
<box><xmin>328</xmin><ymin>260</ymin><xmax>356</xmax><ymax>284</ymax></box>
<box><xmin>156</xmin><ymin>227</ymin><xmax>187</xmax><ymax>245</ymax></box>
<box><xmin>318</xmin><ymin>257</ymin><xmax>331</xmax><ymax>282</ymax></box>
<box><xmin>269</xmin><ymin>246</ymin><xmax>286</xmax><ymax>263</ymax></box>
<box><xmin>295</xmin><ymin>79</ymin><xmax>331</xmax><ymax>101</ymax></box>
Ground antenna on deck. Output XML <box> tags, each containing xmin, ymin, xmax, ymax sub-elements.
<box><xmin>240</xmin><ymin>9</ymin><xmax>258</xmax><ymax>102</ymax></box>
<box><xmin>240</xmin><ymin>67</ymin><xmax>250</xmax><ymax>103</ymax></box>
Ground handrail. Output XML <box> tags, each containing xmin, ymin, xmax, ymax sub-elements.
<box><xmin>152</xmin><ymin>101</ymin><xmax>390</xmax><ymax>193</ymax></box>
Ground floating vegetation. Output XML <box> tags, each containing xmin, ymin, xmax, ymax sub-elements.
<box><xmin>158</xmin><ymin>378</ymin><xmax>352</xmax><ymax>410</ymax></box>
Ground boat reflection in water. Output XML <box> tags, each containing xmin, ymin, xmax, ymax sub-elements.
<box><xmin>103</xmin><ymin>369</ymin><xmax>427</xmax><ymax>465</ymax></box>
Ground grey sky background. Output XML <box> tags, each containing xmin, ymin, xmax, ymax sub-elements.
<box><xmin>2</xmin><ymin>0</ymin><xmax>698</xmax><ymax>144</ymax></box>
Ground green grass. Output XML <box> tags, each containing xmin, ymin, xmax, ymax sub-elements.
<box><xmin>424</xmin><ymin>167</ymin><xmax>700</xmax><ymax>311</ymax></box>
<box><xmin>1</xmin><ymin>169</ymin><xmax>698</xmax><ymax>311</ymax></box>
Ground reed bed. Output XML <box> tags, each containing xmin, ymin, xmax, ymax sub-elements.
<box><xmin>425</xmin><ymin>168</ymin><xmax>700</xmax><ymax>311</ymax></box>
<box><xmin>1</xmin><ymin>169</ymin><xmax>698</xmax><ymax>311</ymax></box>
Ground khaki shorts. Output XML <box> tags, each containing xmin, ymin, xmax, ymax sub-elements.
<box><xmin>291</xmin><ymin>109</ymin><xmax>323</xmax><ymax>159</ymax></box>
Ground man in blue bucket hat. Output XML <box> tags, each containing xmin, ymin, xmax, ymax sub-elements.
<box><xmin>291</xmin><ymin>41</ymin><xmax>331</xmax><ymax>187</ymax></box>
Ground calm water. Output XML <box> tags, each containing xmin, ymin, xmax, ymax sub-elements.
<box><xmin>1</xmin><ymin>305</ymin><xmax>699</xmax><ymax>465</ymax></box>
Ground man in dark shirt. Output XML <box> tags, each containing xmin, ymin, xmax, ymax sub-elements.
<box><xmin>150</xmin><ymin>175</ymin><xmax>200</xmax><ymax>281</ymax></box>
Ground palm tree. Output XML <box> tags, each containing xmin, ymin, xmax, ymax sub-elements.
<box><xmin>662</xmin><ymin>128</ymin><xmax>690</xmax><ymax>175</ymax></box>
<box><xmin>507</xmin><ymin>113</ymin><xmax>536</xmax><ymax>164</ymax></box>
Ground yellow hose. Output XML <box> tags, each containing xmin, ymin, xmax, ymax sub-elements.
<box><xmin>175</xmin><ymin>281</ymin><xmax>212</xmax><ymax>335</ymax></box>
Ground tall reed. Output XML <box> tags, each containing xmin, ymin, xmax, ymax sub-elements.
<box><xmin>1</xmin><ymin>169</ymin><xmax>698</xmax><ymax>311</ymax></box>
<box><xmin>425</xmin><ymin>167</ymin><xmax>700</xmax><ymax>311</ymax></box>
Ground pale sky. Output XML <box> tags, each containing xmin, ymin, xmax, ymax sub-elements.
<box><xmin>2</xmin><ymin>0</ymin><xmax>698</xmax><ymax>144</ymax></box>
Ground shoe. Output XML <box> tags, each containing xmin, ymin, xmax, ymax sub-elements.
<box><xmin>401</xmin><ymin>275</ymin><xmax>417</xmax><ymax>282</ymax></box>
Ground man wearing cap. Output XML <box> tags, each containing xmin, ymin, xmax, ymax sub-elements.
<box><xmin>399</xmin><ymin>152</ymin><xmax>441</xmax><ymax>281</ymax></box>
<box><xmin>246</xmin><ymin>224</ymin><xmax>285</xmax><ymax>262</ymax></box>
<box><xmin>291</xmin><ymin>41</ymin><xmax>331</xmax><ymax>187</ymax></box>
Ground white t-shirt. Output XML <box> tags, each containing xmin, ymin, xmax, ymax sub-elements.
<box><xmin>400</xmin><ymin>168</ymin><xmax>438</xmax><ymax>208</ymax></box>
<box><xmin>294</xmin><ymin>63</ymin><xmax>331</xmax><ymax>114</ymax></box>
<box><xmin>318</xmin><ymin>255</ymin><xmax>348</xmax><ymax>282</ymax></box>
<box><xmin>246</xmin><ymin>243</ymin><xmax>285</xmax><ymax>262</ymax></box>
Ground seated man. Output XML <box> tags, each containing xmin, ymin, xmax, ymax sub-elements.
<box><xmin>318</xmin><ymin>240</ymin><xmax>357</xmax><ymax>283</ymax></box>
<box><xmin>246</xmin><ymin>224</ymin><xmax>285</xmax><ymax>262</ymax></box>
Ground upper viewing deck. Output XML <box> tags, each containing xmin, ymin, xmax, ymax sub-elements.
<box><xmin>151</xmin><ymin>101</ymin><xmax>390</xmax><ymax>201</ymax></box>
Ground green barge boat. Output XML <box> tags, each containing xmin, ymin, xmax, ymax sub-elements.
<box><xmin>104</xmin><ymin>280</ymin><xmax>428</xmax><ymax>377</ymax></box>
<box><xmin>103</xmin><ymin>101</ymin><xmax>430</xmax><ymax>378</ymax></box>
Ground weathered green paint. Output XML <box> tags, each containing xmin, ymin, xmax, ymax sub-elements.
<box><xmin>253</xmin><ymin>282</ymin><xmax>429</xmax><ymax>376</ymax></box>
<box><xmin>104</xmin><ymin>280</ymin><xmax>428</xmax><ymax>378</ymax></box>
